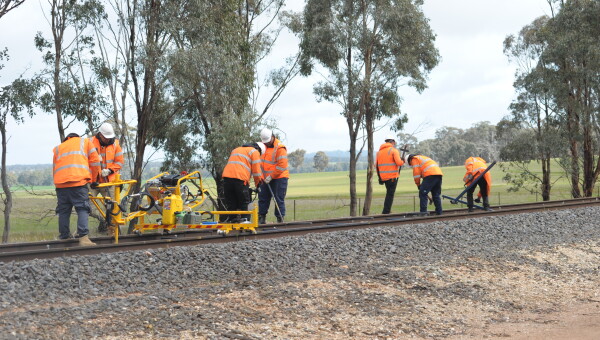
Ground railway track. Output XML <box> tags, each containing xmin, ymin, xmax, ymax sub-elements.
<box><xmin>1</xmin><ymin>197</ymin><xmax>598</xmax><ymax>263</ymax></box>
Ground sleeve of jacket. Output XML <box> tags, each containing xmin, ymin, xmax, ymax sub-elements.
<box><xmin>412</xmin><ymin>161</ymin><xmax>422</xmax><ymax>186</ymax></box>
<box><xmin>393</xmin><ymin>149</ymin><xmax>405</xmax><ymax>167</ymax></box>
<box><xmin>109</xmin><ymin>140</ymin><xmax>125</xmax><ymax>173</ymax></box>
<box><xmin>251</xmin><ymin>151</ymin><xmax>264</xmax><ymax>187</ymax></box>
<box><xmin>272</xmin><ymin>145</ymin><xmax>288</xmax><ymax>178</ymax></box>
<box><xmin>86</xmin><ymin>139</ymin><xmax>102</xmax><ymax>181</ymax></box>
<box><xmin>463</xmin><ymin>157</ymin><xmax>474</xmax><ymax>184</ymax></box>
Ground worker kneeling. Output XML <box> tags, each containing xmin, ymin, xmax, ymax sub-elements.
<box><xmin>221</xmin><ymin>142</ymin><xmax>265</xmax><ymax>223</ymax></box>
<box><xmin>463</xmin><ymin>156</ymin><xmax>492</xmax><ymax>212</ymax></box>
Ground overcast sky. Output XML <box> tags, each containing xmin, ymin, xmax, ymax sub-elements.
<box><xmin>0</xmin><ymin>0</ymin><xmax>551</xmax><ymax>165</ymax></box>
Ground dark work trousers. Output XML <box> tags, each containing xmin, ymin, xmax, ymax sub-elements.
<box><xmin>223</xmin><ymin>177</ymin><xmax>251</xmax><ymax>221</ymax></box>
<box><xmin>258</xmin><ymin>177</ymin><xmax>288</xmax><ymax>218</ymax></box>
<box><xmin>56</xmin><ymin>185</ymin><xmax>91</xmax><ymax>239</ymax></box>
<box><xmin>419</xmin><ymin>175</ymin><xmax>443</xmax><ymax>215</ymax></box>
<box><xmin>467</xmin><ymin>177</ymin><xmax>490</xmax><ymax>208</ymax></box>
<box><xmin>382</xmin><ymin>178</ymin><xmax>398</xmax><ymax>214</ymax></box>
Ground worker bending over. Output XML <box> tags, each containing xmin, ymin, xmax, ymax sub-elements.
<box><xmin>375</xmin><ymin>135</ymin><xmax>405</xmax><ymax>214</ymax></box>
<box><xmin>89</xmin><ymin>122</ymin><xmax>124</xmax><ymax>234</ymax></box>
<box><xmin>53</xmin><ymin>133</ymin><xmax>101</xmax><ymax>246</ymax></box>
<box><xmin>221</xmin><ymin>142</ymin><xmax>266</xmax><ymax>222</ymax></box>
<box><xmin>258</xmin><ymin>128</ymin><xmax>289</xmax><ymax>224</ymax></box>
<box><xmin>463</xmin><ymin>156</ymin><xmax>492</xmax><ymax>212</ymax></box>
<box><xmin>405</xmin><ymin>154</ymin><xmax>443</xmax><ymax>216</ymax></box>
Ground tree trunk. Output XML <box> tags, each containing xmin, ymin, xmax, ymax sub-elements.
<box><xmin>1</xmin><ymin>123</ymin><xmax>12</xmax><ymax>243</ymax></box>
<box><xmin>581</xmin><ymin>85</ymin><xmax>595</xmax><ymax>197</ymax></box>
<box><xmin>345</xmin><ymin>24</ymin><xmax>358</xmax><ymax>217</ymax></box>
<box><xmin>541</xmin><ymin>156</ymin><xmax>551</xmax><ymax>201</ymax></box>
<box><xmin>348</xmin><ymin>139</ymin><xmax>358</xmax><ymax>216</ymax></box>
<box><xmin>362</xmin><ymin>99</ymin><xmax>374</xmax><ymax>216</ymax></box>
<box><xmin>51</xmin><ymin>0</ymin><xmax>66</xmax><ymax>141</ymax></box>
<box><xmin>566</xmin><ymin>103</ymin><xmax>581</xmax><ymax>198</ymax></box>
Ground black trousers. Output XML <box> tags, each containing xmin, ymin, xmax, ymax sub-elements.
<box><xmin>382</xmin><ymin>178</ymin><xmax>398</xmax><ymax>214</ymax></box>
<box><xmin>223</xmin><ymin>177</ymin><xmax>250</xmax><ymax>221</ymax></box>
<box><xmin>420</xmin><ymin>175</ymin><xmax>443</xmax><ymax>215</ymax></box>
<box><xmin>467</xmin><ymin>177</ymin><xmax>490</xmax><ymax>208</ymax></box>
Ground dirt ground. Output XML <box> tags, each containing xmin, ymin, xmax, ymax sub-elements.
<box><xmin>207</xmin><ymin>243</ymin><xmax>600</xmax><ymax>339</ymax></box>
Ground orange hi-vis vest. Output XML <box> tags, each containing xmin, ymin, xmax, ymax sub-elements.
<box><xmin>222</xmin><ymin>146</ymin><xmax>264</xmax><ymax>186</ymax></box>
<box><xmin>464</xmin><ymin>156</ymin><xmax>491</xmax><ymax>197</ymax></box>
<box><xmin>410</xmin><ymin>155</ymin><xmax>443</xmax><ymax>186</ymax></box>
<box><xmin>376</xmin><ymin>142</ymin><xmax>405</xmax><ymax>181</ymax></box>
<box><xmin>261</xmin><ymin>138</ymin><xmax>289</xmax><ymax>179</ymax></box>
<box><xmin>53</xmin><ymin>136</ymin><xmax>102</xmax><ymax>188</ymax></box>
<box><xmin>91</xmin><ymin>136</ymin><xmax>124</xmax><ymax>183</ymax></box>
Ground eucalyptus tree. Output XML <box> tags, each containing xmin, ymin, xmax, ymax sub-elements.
<box><xmin>313</xmin><ymin>151</ymin><xmax>329</xmax><ymax>172</ymax></box>
<box><xmin>540</xmin><ymin>0</ymin><xmax>600</xmax><ymax>197</ymax></box>
<box><xmin>0</xmin><ymin>0</ymin><xmax>25</xmax><ymax>18</ymax></box>
<box><xmin>0</xmin><ymin>0</ymin><xmax>32</xmax><ymax>243</ymax></box>
<box><xmin>297</xmin><ymin>0</ymin><xmax>439</xmax><ymax>215</ymax></box>
<box><xmin>114</xmin><ymin>0</ymin><xmax>176</xmax><ymax>191</ymax></box>
<box><xmin>0</xmin><ymin>77</ymin><xmax>40</xmax><ymax>243</ymax></box>
<box><xmin>163</xmin><ymin>0</ymin><xmax>297</xmax><ymax>206</ymax></box>
<box><xmin>34</xmin><ymin>0</ymin><xmax>108</xmax><ymax>141</ymax></box>
<box><xmin>503</xmin><ymin>16</ymin><xmax>562</xmax><ymax>200</ymax></box>
<box><xmin>288</xmin><ymin>149</ymin><xmax>306</xmax><ymax>171</ymax></box>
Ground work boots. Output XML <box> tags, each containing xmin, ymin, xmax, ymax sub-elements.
<box><xmin>483</xmin><ymin>197</ymin><xmax>493</xmax><ymax>211</ymax></box>
<box><xmin>79</xmin><ymin>235</ymin><xmax>96</xmax><ymax>247</ymax></box>
<box><xmin>258</xmin><ymin>214</ymin><xmax>266</xmax><ymax>225</ymax></box>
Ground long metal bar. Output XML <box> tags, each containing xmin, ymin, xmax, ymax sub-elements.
<box><xmin>441</xmin><ymin>195</ymin><xmax>484</xmax><ymax>209</ymax></box>
<box><xmin>448</xmin><ymin>161</ymin><xmax>497</xmax><ymax>204</ymax></box>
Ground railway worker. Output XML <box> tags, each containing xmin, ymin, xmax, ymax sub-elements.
<box><xmin>375</xmin><ymin>135</ymin><xmax>405</xmax><ymax>214</ymax></box>
<box><xmin>222</xmin><ymin>142</ymin><xmax>266</xmax><ymax>223</ymax></box>
<box><xmin>53</xmin><ymin>132</ymin><xmax>102</xmax><ymax>246</ymax></box>
<box><xmin>89</xmin><ymin>122</ymin><xmax>124</xmax><ymax>235</ymax></box>
<box><xmin>464</xmin><ymin>156</ymin><xmax>492</xmax><ymax>212</ymax></box>
<box><xmin>405</xmin><ymin>154</ymin><xmax>443</xmax><ymax>216</ymax></box>
<box><xmin>258</xmin><ymin>128</ymin><xmax>289</xmax><ymax>224</ymax></box>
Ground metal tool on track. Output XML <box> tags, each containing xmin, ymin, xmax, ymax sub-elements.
<box><xmin>442</xmin><ymin>161</ymin><xmax>496</xmax><ymax>210</ymax></box>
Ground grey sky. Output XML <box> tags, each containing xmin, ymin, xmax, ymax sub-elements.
<box><xmin>0</xmin><ymin>0</ymin><xmax>551</xmax><ymax>165</ymax></box>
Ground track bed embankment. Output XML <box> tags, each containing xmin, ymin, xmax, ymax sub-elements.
<box><xmin>1</xmin><ymin>206</ymin><xmax>599</xmax><ymax>339</ymax></box>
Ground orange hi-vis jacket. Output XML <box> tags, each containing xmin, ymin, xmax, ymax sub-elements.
<box><xmin>261</xmin><ymin>138</ymin><xmax>289</xmax><ymax>179</ymax></box>
<box><xmin>464</xmin><ymin>156</ymin><xmax>491</xmax><ymax>197</ymax></box>
<box><xmin>222</xmin><ymin>146</ymin><xmax>264</xmax><ymax>186</ymax></box>
<box><xmin>409</xmin><ymin>155</ymin><xmax>443</xmax><ymax>186</ymax></box>
<box><xmin>376</xmin><ymin>142</ymin><xmax>405</xmax><ymax>181</ymax></box>
<box><xmin>53</xmin><ymin>136</ymin><xmax>102</xmax><ymax>188</ymax></box>
<box><xmin>90</xmin><ymin>136</ymin><xmax>124</xmax><ymax>183</ymax></box>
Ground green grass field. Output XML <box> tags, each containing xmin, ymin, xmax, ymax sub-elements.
<box><xmin>1</xmin><ymin>162</ymin><xmax>595</xmax><ymax>243</ymax></box>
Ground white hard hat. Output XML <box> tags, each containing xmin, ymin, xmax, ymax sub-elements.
<box><xmin>99</xmin><ymin>123</ymin><xmax>116</xmax><ymax>139</ymax></box>
<box><xmin>385</xmin><ymin>135</ymin><xmax>396</xmax><ymax>142</ymax></box>
<box><xmin>256</xmin><ymin>142</ymin><xmax>266</xmax><ymax>155</ymax></box>
<box><xmin>404</xmin><ymin>154</ymin><xmax>411</xmax><ymax>164</ymax></box>
<box><xmin>260</xmin><ymin>128</ymin><xmax>273</xmax><ymax>143</ymax></box>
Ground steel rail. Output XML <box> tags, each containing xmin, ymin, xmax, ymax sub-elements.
<box><xmin>1</xmin><ymin>197</ymin><xmax>598</xmax><ymax>263</ymax></box>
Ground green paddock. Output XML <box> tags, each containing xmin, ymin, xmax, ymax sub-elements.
<box><xmin>1</xmin><ymin>162</ymin><xmax>592</xmax><ymax>243</ymax></box>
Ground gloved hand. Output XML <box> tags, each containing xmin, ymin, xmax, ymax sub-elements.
<box><xmin>90</xmin><ymin>182</ymin><xmax>100</xmax><ymax>189</ymax></box>
<box><xmin>101</xmin><ymin>169</ymin><xmax>112</xmax><ymax>177</ymax></box>
<box><xmin>465</xmin><ymin>174</ymin><xmax>474</xmax><ymax>182</ymax></box>
<box><xmin>474</xmin><ymin>197</ymin><xmax>481</xmax><ymax>203</ymax></box>
<box><xmin>264</xmin><ymin>175</ymin><xmax>272</xmax><ymax>184</ymax></box>
<box><xmin>378</xmin><ymin>179</ymin><xmax>384</xmax><ymax>185</ymax></box>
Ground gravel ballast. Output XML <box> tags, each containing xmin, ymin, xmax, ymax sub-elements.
<box><xmin>1</xmin><ymin>206</ymin><xmax>599</xmax><ymax>339</ymax></box>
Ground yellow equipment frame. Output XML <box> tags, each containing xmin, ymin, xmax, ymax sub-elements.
<box><xmin>90</xmin><ymin>171</ymin><xmax>260</xmax><ymax>243</ymax></box>
<box><xmin>88</xmin><ymin>173</ymin><xmax>138</xmax><ymax>244</ymax></box>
